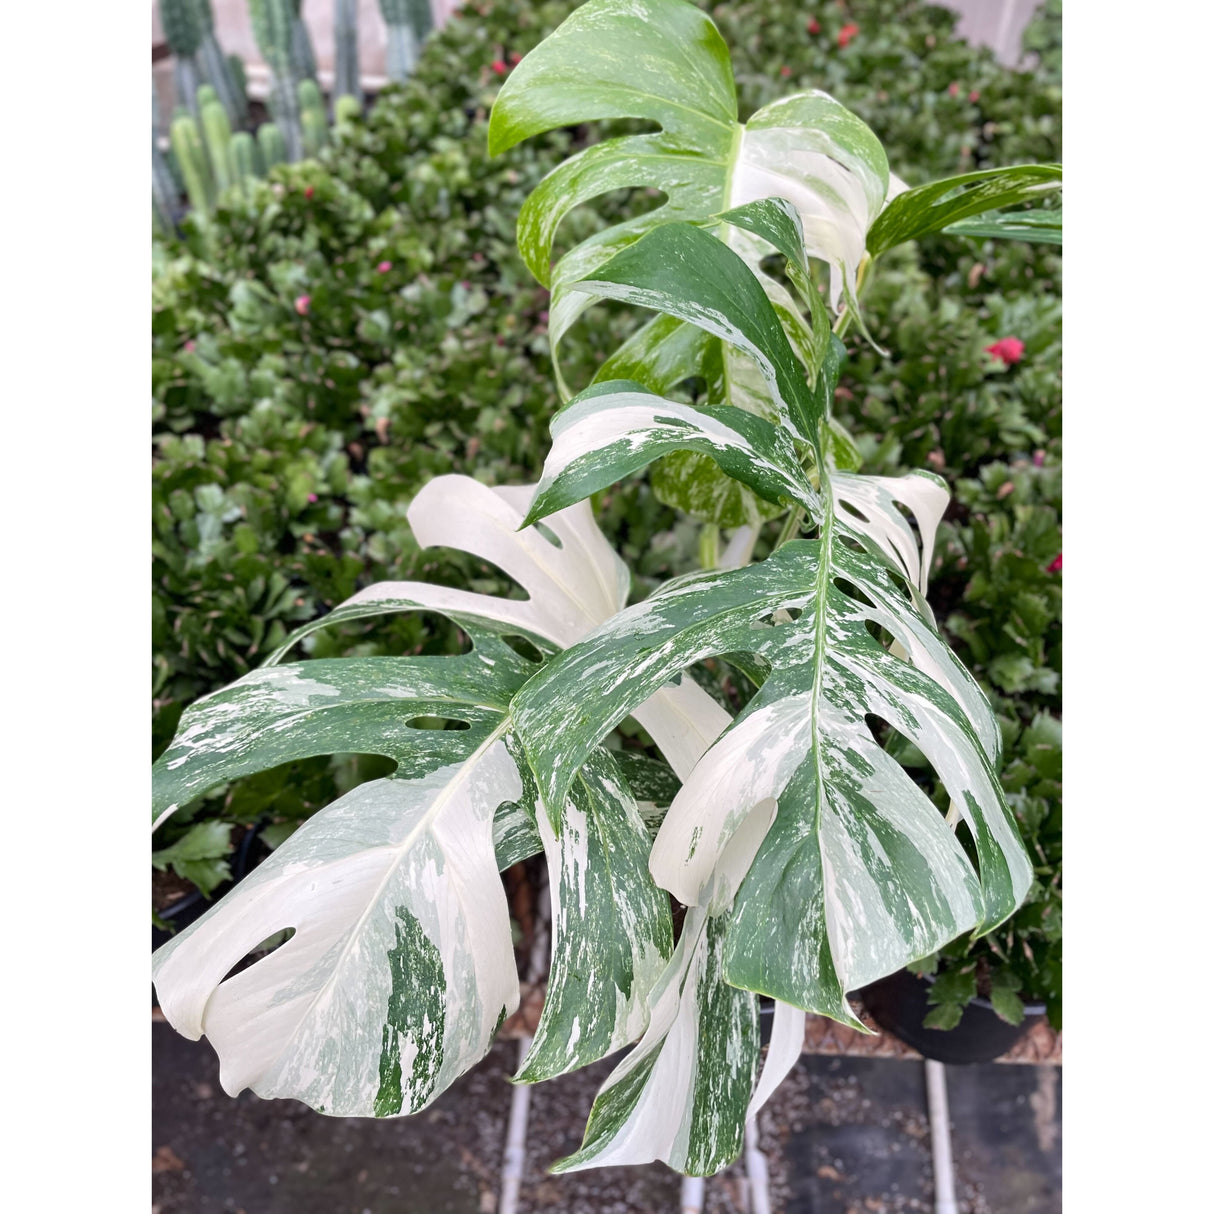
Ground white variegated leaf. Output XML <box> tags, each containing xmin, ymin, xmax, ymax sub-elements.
<box><xmin>512</xmin><ymin>541</ymin><xmax>1032</xmax><ymax>1025</ymax></box>
<box><xmin>517</xmin><ymin>748</ymin><xmax>673</xmax><ymax>1082</ymax></box>
<box><xmin>551</xmin><ymin>907</ymin><xmax>758</xmax><ymax>1175</ymax></box>
<box><xmin>524</xmin><ymin>380</ymin><xmax>815</xmax><ymax>529</ymax></box>
<box><xmin>153</xmin><ymin>474</ymin><xmax>684</xmax><ymax>1115</ymax></box>
<box><xmin>832</xmin><ymin>469</ymin><xmax>950</xmax><ymax>599</ymax></box>
<box><xmin>153</xmin><ymin>738</ymin><xmax>520</xmax><ymax>1117</ymax></box>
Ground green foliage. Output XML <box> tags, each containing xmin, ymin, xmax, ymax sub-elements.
<box><xmin>152</xmin><ymin>0</ymin><xmax>1061</xmax><ymax>1034</ymax></box>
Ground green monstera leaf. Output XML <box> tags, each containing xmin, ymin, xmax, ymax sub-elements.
<box><xmin>490</xmin><ymin>0</ymin><xmax>1060</xmax><ymax>527</ymax></box>
<box><xmin>152</xmin><ymin>475</ymin><xmax>686</xmax><ymax>1113</ymax></box>
<box><xmin>489</xmin><ymin>0</ymin><xmax>890</xmax><ymax>523</ymax></box>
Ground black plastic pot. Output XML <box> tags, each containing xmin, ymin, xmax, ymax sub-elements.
<box><xmin>152</xmin><ymin>820</ymin><xmax>268</xmax><ymax>953</ymax></box>
<box><xmin>860</xmin><ymin>968</ymin><xmax>1046</xmax><ymax>1065</ymax></box>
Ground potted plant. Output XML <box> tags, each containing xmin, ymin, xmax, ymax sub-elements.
<box><xmin>151</xmin><ymin>0</ymin><xmax>1061</xmax><ymax>1177</ymax></box>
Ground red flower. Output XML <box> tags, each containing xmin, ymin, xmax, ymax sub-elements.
<box><xmin>808</xmin><ymin>18</ymin><xmax>821</xmax><ymax>34</ymax></box>
<box><xmin>376</xmin><ymin>260</ymin><xmax>392</xmax><ymax>274</ymax></box>
<box><xmin>968</xmin><ymin>90</ymin><xmax>980</xmax><ymax>102</ymax></box>
<box><xmin>304</xmin><ymin>185</ymin><xmax>315</xmax><ymax>200</ymax></box>
<box><xmin>985</xmin><ymin>336</ymin><xmax>1025</xmax><ymax>366</ymax></box>
<box><xmin>948</xmin><ymin>81</ymin><xmax>960</xmax><ymax>98</ymax></box>
<box><xmin>838</xmin><ymin>23</ymin><xmax>859</xmax><ymax>48</ymax></box>
<box><xmin>508</xmin><ymin>51</ymin><xmax>522</xmax><ymax>65</ymax></box>
<box><xmin>1046</xmin><ymin>553</ymin><xmax>1062</xmax><ymax>574</ymax></box>
<box><xmin>295</xmin><ymin>295</ymin><xmax>311</xmax><ymax>316</ymax></box>
<box><xmin>491</xmin><ymin>59</ymin><xmax>508</xmax><ymax>75</ymax></box>
<box><xmin>780</xmin><ymin>65</ymin><xmax>791</xmax><ymax>77</ymax></box>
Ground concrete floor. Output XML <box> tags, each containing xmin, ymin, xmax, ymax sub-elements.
<box><xmin>153</xmin><ymin>1020</ymin><xmax>1061</xmax><ymax>1214</ymax></box>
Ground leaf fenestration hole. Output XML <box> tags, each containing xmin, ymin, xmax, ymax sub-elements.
<box><xmin>218</xmin><ymin>926</ymin><xmax>297</xmax><ymax>987</ymax></box>
<box><xmin>500</xmin><ymin>634</ymin><xmax>545</xmax><ymax>664</ymax></box>
<box><xmin>405</xmin><ymin>716</ymin><xmax>472</xmax><ymax>731</ymax></box>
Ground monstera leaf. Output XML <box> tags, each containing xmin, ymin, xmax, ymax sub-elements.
<box><xmin>504</xmin><ymin>212</ymin><xmax>1032</xmax><ymax>1166</ymax></box>
<box><xmin>489</xmin><ymin>0</ymin><xmax>888</xmax><ymax>364</ymax></box>
<box><xmin>490</xmin><ymin>0</ymin><xmax>1060</xmax><ymax>526</ymax></box>
<box><xmin>867</xmin><ymin>164</ymin><xmax>1063</xmax><ymax>255</ymax></box>
<box><xmin>152</xmin><ymin>476</ymin><xmax>695</xmax><ymax>1113</ymax></box>
<box><xmin>488</xmin><ymin>0</ymin><xmax>887</xmax><ymax>533</ymax></box>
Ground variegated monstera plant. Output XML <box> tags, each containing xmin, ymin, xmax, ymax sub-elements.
<box><xmin>153</xmin><ymin>0</ymin><xmax>1062</xmax><ymax>1177</ymax></box>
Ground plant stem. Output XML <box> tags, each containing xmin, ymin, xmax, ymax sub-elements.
<box><xmin>774</xmin><ymin>506</ymin><xmax>805</xmax><ymax>549</ymax></box>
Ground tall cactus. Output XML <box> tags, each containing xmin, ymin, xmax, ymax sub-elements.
<box><xmin>333</xmin><ymin>0</ymin><xmax>361</xmax><ymax>107</ymax></box>
<box><xmin>378</xmin><ymin>0</ymin><xmax>432</xmax><ymax>82</ymax></box>
<box><xmin>200</xmin><ymin>99</ymin><xmax>234</xmax><ymax>193</ymax></box>
<box><xmin>229</xmin><ymin>131</ymin><xmax>263</xmax><ymax>196</ymax></box>
<box><xmin>153</xmin><ymin>80</ymin><xmax>179</xmax><ymax>234</ymax></box>
<box><xmin>194</xmin><ymin>0</ymin><xmax>247</xmax><ymax>126</ymax></box>
<box><xmin>290</xmin><ymin>0</ymin><xmax>319</xmax><ymax>81</ymax></box>
<box><xmin>298</xmin><ymin>79</ymin><xmax>329</xmax><ymax>157</ymax></box>
<box><xmin>258</xmin><ymin>122</ymin><xmax>288</xmax><ymax>171</ymax></box>
<box><xmin>160</xmin><ymin>0</ymin><xmax>205</xmax><ymax>116</ymax></box>
<box><xmin>170</xmin><ymin>113</ymin><xmax>215</xmax><ymax>216</ymax></box>
<box><xmin>248</xmin><ymin>0</ymin><xmax>302</xmax><ymax>160</ymax></box>
<box><xmin>333</xmin><ymin>93</ymin><xmax>361</xmax><ymax>130</ymax></box>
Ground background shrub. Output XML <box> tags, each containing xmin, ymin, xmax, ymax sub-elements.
<box><xmin>152</xmin><ymin>0</ymin><xmax>1060</xmax><ymax>1027</ymax></box>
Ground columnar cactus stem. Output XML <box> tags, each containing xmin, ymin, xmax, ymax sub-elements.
<box><xmin>170</xmin><ymin>113</ymin><xmax>215</xmax><ymax>216</ymax></box>
<box><xmin>229</xmin><ymin>131</ymin><xmax>263</xmax><ymax>195</ymax></box>
<box><xmin>160</xmin><ymin>0</ymin><xmax>206</xmax><ymax>115</ymax></box>
<box><xmin>249</xmin><ymin>0</ymin><xmax>303</xmax><ymax>160</ymax></box>
<box><xmin>201</xmin><ymin>99</ymin><xmax>234</xmax><ymax>193</ymax></box>
<box><xmin>334</xmin><ymin>0</ymin><xmax>361</xmax><ymax>107</ymax></box>
<box><xmin>257</xmin><ymin>122</ymin><xmax>288</xmax><ymax>171</ymax></box>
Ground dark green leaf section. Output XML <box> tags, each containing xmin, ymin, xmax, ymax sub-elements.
<box><xmin>153</xmin><ymin>631</ymin><xmax>533</xmax><ymax>824</ymax></box>
<box><xmin>681</xmin><ymin>914</ymin><xmax>760</xmax><ymax>1175</ymax></box>
<box><xmin>714</xmin><ymin>197</ymin><xmax>832</xmax><ymax>373</ymax></box>
<box><xmin>943</xmin><ymin>207</ymin><xmax>1062</xmax><ymax>245</ymax></box>
<box><xmin>551</xmin><ymin>908</ymin><xmax>758</xmax><ymax>1175</ymax></box>
<box><xmin>867</xmin><ymin>164</ymin><xmax>1062</xmax><ymax>255</ymax></box>
<box><xmin>576</xmin><ymin>222</ymin><xmax>822</xmax><ymax>441</ymax></box>
<box><xmin>374</xmin><ymin>904</ymin><xmax>447</xmax><ymax>1116</ymax></box>
<box><xmin>516</xmin><ymin>749</ymin><xmax>674</xmax><ymax>1082</ymax></box>
<box><xmin>611</xmin><ymin>751</ymin><xmax>681</xmax><ymax>808</ymax></box>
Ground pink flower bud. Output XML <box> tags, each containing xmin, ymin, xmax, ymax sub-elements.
<box><xmin>984</xmin><ymin>336</ymin><xmax>1025</xmax><ymax>366</ymax></box>
<box><xmin>376</xmin><ymin>260</ymin><xmax>392</xmax><ymax>274</ymax></box>
<box><xmin>491</xmin><ymin>59</ymin><xmax>508</xmax><ymax>75</ymax></box>
<box><xmin>295</xmin><ymin>295</ymin><xmax>311</xmax><ymax>316</ymax></box>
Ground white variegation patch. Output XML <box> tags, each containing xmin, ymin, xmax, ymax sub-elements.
<box><xmin>832</xmin><ymin>470</ymin><xmax>949</xmax><ymax>598</ymax></box>
<box><xmin>729</xmin><ymin>92</ymin><xmax>889</xmax><ymax>317</ymax></box>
